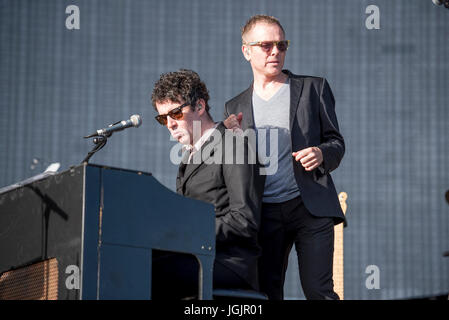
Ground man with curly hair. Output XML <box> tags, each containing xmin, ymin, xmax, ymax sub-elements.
<box><xmin>151</xmin><ymin>69</ymin><xmax>263</xmax><ymax>299</ymax></box>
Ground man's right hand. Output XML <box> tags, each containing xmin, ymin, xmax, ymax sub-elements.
<box><xmin>224</xmin><ymin>112</ymin><xmax>243</xmax><ymax>131</ymax></box>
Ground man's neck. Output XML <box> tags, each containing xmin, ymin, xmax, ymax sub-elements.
<box><xmin>252</xmin><ymin>72</ymin><xmax>288</xmax><ymax>100</ymax></box>
<box><xmin>191</xmin><ymin>118</ymin><xmax>216</xmax><ymax>146</ymax></box>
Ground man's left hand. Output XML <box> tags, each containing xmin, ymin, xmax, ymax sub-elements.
<box><xmin>292</xmin><ymin>147</ymin><xmax>323</xmax><ymax>171</ymax></box>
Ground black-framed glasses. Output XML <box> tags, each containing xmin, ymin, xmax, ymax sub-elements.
<box><xmin>155</xmin><ymin>102</ymin><xmax>190</xmax><ymax>126</ymax></box>
<box><xmin>245</xmin><ymin>40</ymin><xmax>290</xmax><ymax>53</ymax></box>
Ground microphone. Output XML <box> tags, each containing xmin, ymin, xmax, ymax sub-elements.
<box><xmin>432</xmin><ymin>0</ymin><xmax>449</xmax><ymax>8</ymax></box>
<box><xmin>84</xmin><ymin>114</ymin><xmax>142</xmax><ymax>138</ymax></box>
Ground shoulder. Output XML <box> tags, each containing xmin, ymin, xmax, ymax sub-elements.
<box><xmin>284</xmin><ymin>69</ymin><xmax>325</xmax><ymax>87</ymax></box>
<box><xmin>225</xmin><ymin>85</ymin><xmax>252</xmax><ymax>107</ymax></box>
<box><xmin>284</xmin><ymin>70</ymin><xmax>333</xmax><ymax>97</ymax></box>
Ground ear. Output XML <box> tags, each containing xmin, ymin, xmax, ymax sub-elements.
<box><xmin>196</xmin><ymin>99</ymin><xmax>206</xmax><ymax>115</ymax></box>
<box><xmin>242</xmin><ymin>45</ymin><xmax>251</xmax><ymax>61</ymax></box>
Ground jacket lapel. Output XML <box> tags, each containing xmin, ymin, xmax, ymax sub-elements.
<box><xmin>287</xmin><ymin>70</ymin><xmax>304</xmax><ymax>131</ymax></box>
<box><xmin>178</xmin><ymin>123</ymin><xmax>226</xmax><ymax>194</ymax></box>
<box><xmin>236</xmin><ymin>85</ymin><xmax>255</xmax><ymax>131</ymax></box>
<box><xmin>176</xmin><ymin>151</ymin><xmax>190</xmax><ymax>194</ymax></box>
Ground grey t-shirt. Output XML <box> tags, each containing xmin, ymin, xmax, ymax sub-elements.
<box><xmin>252</xmin><ymin>80</ymin><xmax>300</xmax><ymax>203</ymax></box>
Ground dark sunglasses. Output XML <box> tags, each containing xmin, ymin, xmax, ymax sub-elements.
<box><xmin>155</xmin><ymin>102</ymin><xmax>190</xmax><ymax>125</ymax></box>
<box><xmin>245</xmin><ymin>40</ymin><xmax>290</xmax><ymax>52</ymax></box>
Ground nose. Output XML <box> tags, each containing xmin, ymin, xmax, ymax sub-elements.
<box><xmin>166</xmin><ymin>116</ymin><xmax>177</xmax><ymax>129</ymax></box>
<box><xmin>271</xmin><ymin>44</ymin><xmax>280</xmax><ymax>55</ymax></box>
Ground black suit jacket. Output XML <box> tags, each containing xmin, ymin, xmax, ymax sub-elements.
<box><xmin>224</xmin><ymin>70</ymin><xmax>345</xmax><ymax>224</ymax></box>
<box><xmin>176</xmin><ymin>122</ymin><xmax>263</xmax><ymax>290</ymax></box>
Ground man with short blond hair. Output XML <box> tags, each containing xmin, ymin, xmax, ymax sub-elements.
<box><xmin>224</xmin><ymin>15</ymin><xmax>345</xmax><ymax>300</ymax></box>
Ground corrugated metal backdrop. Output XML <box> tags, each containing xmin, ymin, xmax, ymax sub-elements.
<box><xmin>1</xmin><ymin>0</ymin><xmax>448</xmax><ymax>299</ymax></box>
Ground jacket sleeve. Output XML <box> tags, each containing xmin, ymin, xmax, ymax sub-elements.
<box><xmin>215</xmin><ymin>136</ymin><xmax>262</xmax><ymax>244</ymax></box>
<box><xmin>317</xmin><ymin>78</ymin><xmax>345</xmax><ymax>174</ymax></box>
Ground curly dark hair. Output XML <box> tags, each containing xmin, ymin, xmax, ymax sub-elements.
<box><xmin>151</xmin><ymin>69</ymin><xmax>210</xmax><ymax>112</ymax></box>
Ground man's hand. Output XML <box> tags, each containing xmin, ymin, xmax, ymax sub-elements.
<box><xmin>224</xmin><ymin>112</ymin><xmax>243</xmax><ymax>131</ymax></box>
<box><xmin>292</xmin><ymin>147</ymin><xmax>323</xmax><ymax>171</ymax></box>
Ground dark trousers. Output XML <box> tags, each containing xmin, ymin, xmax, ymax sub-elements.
<box><xmin>258</xmin><ymin>195</ymin><xmax>339</xmax><ymax>300</ymax></box>
<box><xmin>152</xmin><ymin>251</ymin><xmax>250</xmax><ymax>299</ymax></box>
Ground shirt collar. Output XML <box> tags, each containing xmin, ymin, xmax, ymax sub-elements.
<box><xmin>183</xmin><ymin>122</ymin><xmax>219</xmax><ymax>155</ymax></box>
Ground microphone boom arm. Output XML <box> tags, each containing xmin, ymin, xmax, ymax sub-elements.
<box><xmin>81</xmin><ymin>114</ymin><xmax>142</xmax><ymax>163</ymax></box>
<box><xmin>81</xmin><ymin>136</ymin><xmax>108</xmax><ymax>164</ymax></box>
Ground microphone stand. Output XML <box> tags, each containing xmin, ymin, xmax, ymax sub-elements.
<box><xmin>81</xmin><ymin>135</ymin><xmax>109</xmax><ymax>164</ymax></box>
<box><xmin>81</xmin><ymin>116</ymin><xmax>141</xmax><ymax>164</ymax></box>
<box><xmin>82</xmin><ymin>119</ymin><xmax>124</xmax><ymax>164</ymax></box>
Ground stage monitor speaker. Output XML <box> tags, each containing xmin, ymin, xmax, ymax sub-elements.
<box><xmin>0</xmin><ymin>258</ymin><xmax>59</xmax><ymax>300</ymax></box>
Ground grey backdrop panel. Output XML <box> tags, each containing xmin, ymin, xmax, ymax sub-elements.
<box><xmin>0</xmin><ymin>0</ymin><xmax>448</xmax><ymax>299</ymax></box>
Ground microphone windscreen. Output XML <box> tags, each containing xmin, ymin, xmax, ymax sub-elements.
<box><xmin>130</xmin><ymin>114</ymin><xmax>142</xmax><ymax>127</ymax></box>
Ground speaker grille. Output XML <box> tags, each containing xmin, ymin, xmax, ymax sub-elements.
<box><xmin>0</xmin><ymin>258</ymin><xmax>59</xmax><ymax>300</ymax></box>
